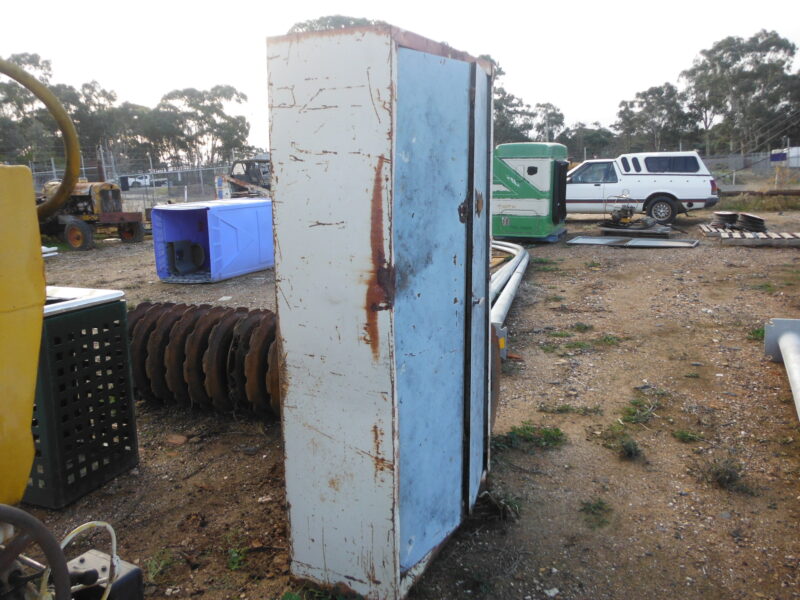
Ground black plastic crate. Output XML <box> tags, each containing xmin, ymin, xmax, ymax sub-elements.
<box><xmin>24</xmin><ymin>300</ymin><xmax>139</xmax><ymax>509</ymax></box>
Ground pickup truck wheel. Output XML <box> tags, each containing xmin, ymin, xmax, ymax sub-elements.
<box><xmin>647</xmin><ymin>197</ymin><xmax>678</xmax><ymax>225</ymax></box>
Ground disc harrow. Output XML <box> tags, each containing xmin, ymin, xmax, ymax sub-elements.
<box><xmin>183</xmin><ymin>306</ymin><xmax>228</xmax><ymax>408</ymax></box>
<box><xmin>130</xmin><ymin>303</ymin><xmax>175</xmax><ymax>402</ymax></box>
<box><xmin>245</xmin><ymin>311</ymin><xmax>277</xmax><ymax>414</ymax></box>
<box><xmin>126</xmin><ymin>303</ymin><xmax>279</xmax><ymax>417</ymax></box>
<box><xmin>164</xmin><ymin>304</ymin><xmax>212</xmax><ymax>405</ymax></box>
<box><xmin>228</xmin><ymin>310</ymin><xmax>267</xmax><ymax>411</ymax></box>
<box><xmin>203</xmin><ymin>308</ymin><xmax>248</xmax><ymax>412</ymax></box>
<box><xmin>146</xmin><ymin>303</ymin><xmax>192</xmax><ymax>403</ymax></box>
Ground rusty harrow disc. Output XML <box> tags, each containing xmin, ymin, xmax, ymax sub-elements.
<box><xmin>164</xmin><ymin>305</ymin><xmax>212</xmax><ymax>405</ymax></box>
<box><xmin>203</xmin><ymin>308</ymin><xmax>248</xmax><ymax>412</ymax></box>
<box><xmin>227</xmin><ymin>310</ymin><xmax>268</xmax><ymax>411</ymax></box>
<box><xmin>146</xmin><ymin>304</ymin><xmax>192</xmax><ymax>402</ymax></box>
<box><xmin>127</xmin><ymin>302</ymin><xmax>280</xmax><ymax>418</ymax></box>
<box><xmin>126</xmin><ymin>301</ymin><xmax>154</xmax><ymax>338</ymax></box>
<box><xmin>129</xmin><ymin>303</ymin><xmax>174</xmax><ymax>401</ymax></box>
<box><xmin>266</xmin><ymin>337</ymin><xmax>281</xmax><ymax>417</ymax></box>
<box><xmin>244</xmin><ymin>311</ymin><xmax>277</xmax><ymax>413</ymax></box>
<box><xmin>183</xmin><ymin>306</ymin><xmax>229</xmax><ymax>409</ymax></box>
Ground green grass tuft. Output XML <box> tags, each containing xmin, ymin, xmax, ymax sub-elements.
<box><xmin>492</xmin><ymin>422</ymin><xmax>566</xmax><ymax>452</ymax></box>
<box><xmin>596</xmin><ymin>334</ymin><xmax>621</xmax><ymax>346</ymax></box>
<box><xmin>547</xmin><ymin>330</ymin><xmax>573</xmax><ymax>338</ymax></box>
<box><xmin>619</xmin><ymin>437</ymin><xmax>642</xmax><ymax>460</ymax></box>
<box><xmin>145</xmin><ymin>549</ymin><xmax>174</xmax><ymax>584</ymax></box>
<box><xmin>227</xmin><ymin>548</ymin><xmax>246</xmax><ymax>570</ymax></box>
<box><xmin>538</xmin><ymin>403</ymin><xmax>603</xmax><ymax>416</ymax></box>
<box><xmin>747</xmin><ymin>327</ymin><xmax>765</xmax><ymax>341</ymax></box>
<box><xmin>700</xmin><ymin>457</ymin><xmax>753</xmax><ymax>494</ymax></box>
<box><xmin>673</xmin><ymin>430</ymin><xmax>704</xmax><ymax>443</ymax></box>
<box><xmin>622</xmin><ymin>395</ymin><xmax>660</xmax><ymax>424</ymax></box>
<box><xmin>564</xmin><ymin>340</ymin><xmax>592</xmax><ymax>351</ymax></box>
<box><xmin>751</xmin><ymin>282</ymin><xmax>777</xmax><ymax>293</ymax></box>
<box><xmin>580</xmin><ymin>498</ymin><xmax>612</xmax><ymax>528</ymax></box>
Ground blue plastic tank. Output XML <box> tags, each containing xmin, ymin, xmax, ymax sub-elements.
<box><xmin>151</xmin><ymin>199</ymin><xmax>273</xmax><ymax>283</ymax></box>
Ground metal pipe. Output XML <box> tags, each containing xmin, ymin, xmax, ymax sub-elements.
<box><xmin>489</xmin><ymin>241</ymin><xmax>525</xmax><ymax>304</ymax></box>
<box><xmin>490</xmin><ymin>249</ymin><xmax>529</xmax><ymax>327</ymax></box>
<box><xmin>765</xmin><ymin>319</ymin><xmax>800</xmax><ymax>421</ymax></box>
<box><xmin>779</xmin><ymin>332</ymin><xmax>800</xmax><ymax>416</ymax></box>
<box><xmin>0</xmin><ymin>59</ymin><xmax>81</xmax><ymax>220</ymax></box>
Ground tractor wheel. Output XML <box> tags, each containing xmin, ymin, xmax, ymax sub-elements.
<box><xmin>60</xmin><ymin>219</ymin><xmax>94</xmax><ymax>250</ymax></box>
<box><xmin>118</xmin><ymin>222</ymin><xmax>145</xmax><ymax>243</ymax></box>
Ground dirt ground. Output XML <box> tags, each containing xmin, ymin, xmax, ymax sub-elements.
<box><xmin>30</xmin><ymin>207</ymin><xmax>800</xmax><ymax>600</ymax></box>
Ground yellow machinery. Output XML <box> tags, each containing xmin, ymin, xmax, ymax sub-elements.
<box><xmin>0</xmin><ymin>59</ymin><xmax>137</xmax><ymax>600</ymax></box>
<box><xmin>0</xmin><ymin>165</ymin><xmax>46</xmax><ymax>505</ymax></box>
<box><xmin>39</xmin><ymin>180</ymin><xmax>145</xmax><ymax>250</ymax></box>
<box><xmin>0</xmin><ymin>59</ymin><xmax>79</xmax><ymax>505</ymax></box>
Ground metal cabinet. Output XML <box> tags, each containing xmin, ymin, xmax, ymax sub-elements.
<box><xmin>268</xmin><ymin>26</ymin><xmax>493</xmax><ymax>599</ymax></box>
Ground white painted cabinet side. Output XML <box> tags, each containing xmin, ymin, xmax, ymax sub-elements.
<box><xmin>268</xmin><ymin>31</ymin><xmax>399</xmax><ymax>598</ymax></box>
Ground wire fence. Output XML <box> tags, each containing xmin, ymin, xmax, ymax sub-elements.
<box><xmin>705</xmin><ymin>148</ymin><xmax>800</xmax><ymax>188</ymax></box>
<box><xmin>24</xmin><ymin>146</ymin><xmax>800</xmax><ymax>210</ymax></box>
<box><xmin>28</xmin><ymin>153</ymin><xmax>231</xmax><ymax>217</ymax></box>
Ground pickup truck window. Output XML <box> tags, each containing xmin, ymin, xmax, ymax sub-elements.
<box><xmin>572</xmin><ymin>162</ymin><xmax>617</xmax><ymax>184</ymax></box>
<box><xmin>632</xmin><ymin>157</ymin><xmax>641</xmax><ymax>172</ymax></box>
<box><xmin>645</xmin><ymin>156</ymin><xmax>700</xmax><ymax>173</ymax></box>
<box><xmin>620</xmin><ymin>157</ymin><xmax>630</xmax><ymax>172</ymax></box>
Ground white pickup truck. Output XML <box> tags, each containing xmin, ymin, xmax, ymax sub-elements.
<box><xmin>566</xmin><ymin>151</ymin><xmax>718</xmax><ymax>224</ymax></box>
<box><xmin>125</xmin><ymin>174</ymin><xmax>167</xmax><ymax>188</ymax></box>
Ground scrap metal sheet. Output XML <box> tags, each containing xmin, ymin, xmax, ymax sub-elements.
<box><xmin>567</xmin><ymin>236</ymin><xmax>698</xmax><ymax>248</ymax></box>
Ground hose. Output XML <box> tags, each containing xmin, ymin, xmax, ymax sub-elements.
<box><xmin>40</xmin><ymin>521</ymin><xmax>119</xmax><ymax>600</ymax></box>
<box><xmin>0</xmin><ymin>58</ymin><xmax>81</xmax><ymax>220</ymax></box>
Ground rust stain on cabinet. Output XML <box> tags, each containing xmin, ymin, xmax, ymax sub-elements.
<box><xmin>364</xmin><ymin>154</ymin><xmax>395</xmax><ymax>359</ymax></box>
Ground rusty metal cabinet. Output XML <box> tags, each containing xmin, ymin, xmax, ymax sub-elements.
<box><xmin>269</xmin><ymin>26</ymin><xmax>493</xmax><ymax>599</ymax></box>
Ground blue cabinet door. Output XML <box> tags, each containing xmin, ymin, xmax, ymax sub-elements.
<box><xmin>394</xmin><ymin>48</ymin><xmax>491</xmax><ymax>572</ymax></box>
<box><xmin>394</xmin><ymin>47</ymin><xmax>471</xmax><ymax>571</ymax></box>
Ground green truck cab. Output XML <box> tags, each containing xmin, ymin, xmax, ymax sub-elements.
<box><xmin>491</xmin><ymin>142</ymin><xmax>569</xmax><ymax>241</ymax></box>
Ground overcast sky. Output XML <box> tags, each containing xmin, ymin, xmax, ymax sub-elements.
<box><xmin>3</xmin><ymin>0</ymin><xmax>799</xmax><ymax>150</ymax></box>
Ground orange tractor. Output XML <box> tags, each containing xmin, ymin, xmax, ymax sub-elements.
<box><xmin>38</xmin><ymin>180</ymin><xmax>144</xmax><ymax>250</ymax></box>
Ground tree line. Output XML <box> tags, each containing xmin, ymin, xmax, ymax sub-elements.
<box><xmin>0</xmin><ymin>53</ymin><xmax>253</xmax><ymax>169</ymax></box>
<box><xmin>2</xmin><ymin>25</ymin><xmax>798</xmax><ymax>170</ymax></box>
<box><xmin>495</xmin><ymin>29</ymin><xmax>800</xmax><ymax>160</ymax></box>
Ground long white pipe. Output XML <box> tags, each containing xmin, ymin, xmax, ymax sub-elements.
<box><xmin>490</xmin><ymin>247</ymin><xmax>529</xmax><ymax>327</ymax></box>
<box><xmin>778</xmin><ymin>331</ymin><xmax>800</xmax><ymax>420</ymax></box>
<box><xmin>489</xmin><ymin>242</ymin><xmax>525</xmax><ymax>304</ymax></box>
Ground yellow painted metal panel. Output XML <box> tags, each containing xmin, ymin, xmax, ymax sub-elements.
<box><xmin>0</xmin><ymin>165</ymin><xmax>45</xmax><ymax>504</ymax></box>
